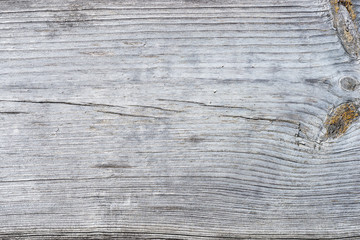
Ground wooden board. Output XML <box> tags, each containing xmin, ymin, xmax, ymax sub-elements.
<box><xmin>1</xmin><ymin>0</ymin><xmax>360</xmax><ymax>238</ymax></box>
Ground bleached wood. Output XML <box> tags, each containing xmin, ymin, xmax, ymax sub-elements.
<box><xmin>1</xmin><ymin>0</ymin><xmax>360</xmax><ymax>238</ymax></box>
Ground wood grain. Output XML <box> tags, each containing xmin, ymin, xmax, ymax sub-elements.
<box><xmin>1</xmin><ymin>0</ymin><xmax>360</xmax><ymax>238</ymax></box>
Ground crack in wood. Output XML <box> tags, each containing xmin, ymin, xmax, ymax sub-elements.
<box><xmin>0</xmin><ymin>99</ymin><xmax>126</xmax><ymax>108</ymax></box>
<box><xmin>92</xmin><ymin>163</ymin><xmax>132</xmax><ymax>169</ymax></box>
<box><xmin>0</xmin><ymin>111</ymin><xmax>28</xmax><ymax>114</ymax></box>
<box><xmin>96</xmin><ymin>110</ymin><xmax>166</xmax><ymax>119</ymax></box>
<box><xmin>130</xmin><ymin>104</ymin><xmax>183</xmax><ymax>113</ymax></box>
<box><xmin>157</xmin><ymin>98</ymin><xmax>252</xmax><ymax>110</ymax></box>
<box><xmin>221</xmin><ymin>114</ymin><xmax>298</xmax><ymax>125</ymax></box>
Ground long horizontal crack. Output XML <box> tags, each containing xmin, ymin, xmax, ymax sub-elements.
<box><xmin>96</xmin><ymin>110</ymin><xmax>166</xmax><ymax>119</ymax></box>
<box><xmin>129</xmin><ymin>104</ymin><xmax>183</xmax><ymax>113</ymax></box>
<box><xmin>0</xmin><ymin>111</ymin><xmax>28</xmax><ymax>114</ymax></box>
<box><xmin>157</xmin><ymin>98</ymin><xmax>252</xmax><ymax>110</ymax></box>
<box><xmin>0</xmin><ymin>99</ymin><xmax>125</xmax><ymax>108</ymax></box>
<box><xmin>221</xmin><ymin>114</ymin><xmax>298</xmax><ymax>125</ymax></box>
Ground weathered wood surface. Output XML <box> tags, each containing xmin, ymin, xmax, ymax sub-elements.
<box><xmin>1</xmin><ymin>0</ymin><xmax>360</xmax><ymax>238</ymax></box>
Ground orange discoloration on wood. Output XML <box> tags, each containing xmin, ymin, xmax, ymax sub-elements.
<box><xmin>332</xmin><ymin>0</ymin><xmax>356</xmax><ymax>20</ymax></box>
<box><xmin>325</xmin><ymin>102</ymin><xmax>359</xmax><ymax>138</ymax></box>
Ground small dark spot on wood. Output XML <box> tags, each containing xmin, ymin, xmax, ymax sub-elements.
<box><xmin>253</xmin><ymin>79</ymin><xmax>270</xmax><ymax>83</ymax></box>
<box><xmin>340</xmin><ymin>77</ymin><xmax>359</xmax><ymax>91</ymax></box>
<box><xmin>305</xmin><ymin>78</ymin><xmax>319</xmax><ymax>84</ymax></box>
<box><xmin>93</xmin><ymin>163</ymin><xmax>132</xmax><ymax>169</ymax></box>
<box><xmin>187</xmin><ymin>136</ymin><xmax>205</xmax><ymax>143</ymax></box>
<box><xmin>31</xmin><ymin>121</ymin><xmax>49</xmax><ymax>126</ymax></box>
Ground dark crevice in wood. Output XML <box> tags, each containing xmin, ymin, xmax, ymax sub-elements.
<box><xmin>92</xmin><ymin>163</ymin><xmax>132</xmax><ymax>169</ymax></box>
<box><xmin>221</xmin><ymin>114</ymin><xmax>298</xmax><ymax>125</ymax></box>
<box><xmin>129</xmin><ymin>105</ymin><xmax>183</xmax><ymax>113</ymax></box>
<box><xmin>157</xmin><ymin>98</ymin><xmax>252</xmax><ymax>110</ymax></box>
<box><xmin>96</xmin><ymin>110</ymin><xmax>166</xmax><ymax>119</ymax></box>
<box><xmin>0</xmin><ymin>111</ymin><xmax>28</xmax><ymax>114</ymax></box>
<box><xmin>0</xmin><ymin>99</ymin><xmax>125</xmax><ymax>108</ymax></box>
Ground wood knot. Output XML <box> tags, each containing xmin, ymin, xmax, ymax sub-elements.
<box><xmin>330</xmin><ymin>0</ymin><xmax>360</xmax><ymax>59</ymax></box>
<box><xmin>325</xmin><ymin>102</ymin><xmax>359</xmax><ymax>139</ymax></box>
<box><xmin>340</xmin><ymin>77</ymin><xmax>360</xmax><ymax>91</ymax></box>
<box><xmin>332</xmin><ymin>0</ymin><xmax>356</xmax><ymax>20</ymax></box>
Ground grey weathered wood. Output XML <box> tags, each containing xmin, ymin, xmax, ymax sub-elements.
<box><xmin>1</xmin><ymin>0</ymin><xmax>360</xmax><ymax>238</ymax></box>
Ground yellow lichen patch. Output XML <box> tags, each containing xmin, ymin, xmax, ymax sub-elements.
<box><xmin>331</xmin><ymin>0</ymin><xmax>340</xmax><ymax>13</ymax></box>
<box><xmin>340</xmin><ymin>0</ymin><xmax>356</xmax><ymax>20</ymax></box>
<box><xmin>325</xmin><ymin>102</ymin><xmax>359</xmax><ymax>138</ymax></box>
<box><xmin>332</xmin><ymin>0</ymin><xmax>357</xmax><ymax>20</ymax></box>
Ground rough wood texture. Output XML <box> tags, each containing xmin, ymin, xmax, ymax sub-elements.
<box><xmin>1</xmin><ymin>0</ymin><xmax>360</xmax><ymax>238</ymax></box>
